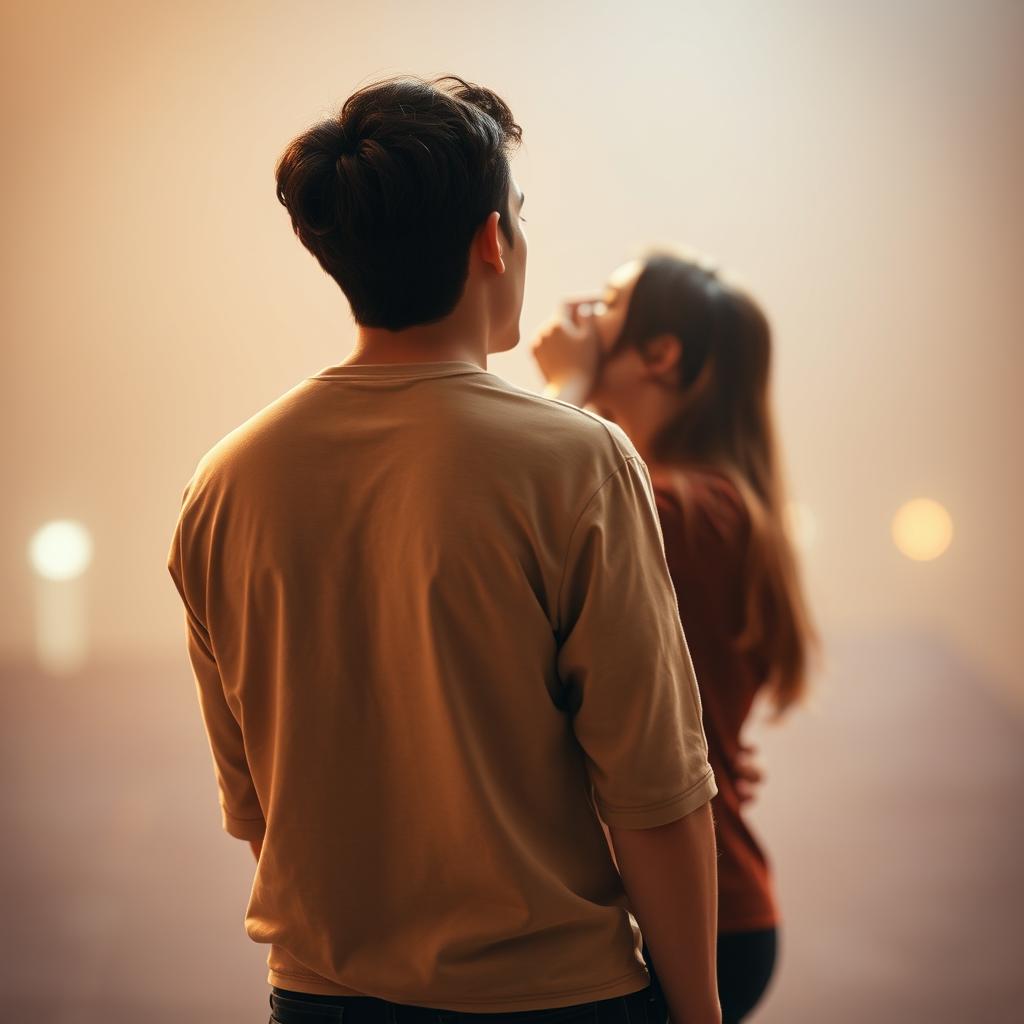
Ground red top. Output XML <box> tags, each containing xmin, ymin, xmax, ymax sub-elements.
<box><xmin>653</xmin><ymin>468</ymin><xmax>778</xmax><ymax>933</ymax></box>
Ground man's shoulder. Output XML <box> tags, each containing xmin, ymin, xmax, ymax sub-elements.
<box><xmin>178</xmin><ymin>379</ymin><xmax>314</xmax><ymax>508</ymax></box>
<box><xmin>475</xmin><ymin>370</ymin><xmax>638</xmax><ymax>464</ymax></box>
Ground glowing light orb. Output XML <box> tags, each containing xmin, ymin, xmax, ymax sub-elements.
<box><xmin>28</xmin><ymin>520</ymin><xmax>94</xmax><ymax>581</ymax></box>
<box><xmin>892</xmin><ymin>499</ymin><xmax>953</xmax><ymax>561</ymax></box>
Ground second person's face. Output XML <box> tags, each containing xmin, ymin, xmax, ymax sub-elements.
<box><xmin>587</xmin><ymin>259</ymin><xmax>650</xmax><ymax>415</ymax></box>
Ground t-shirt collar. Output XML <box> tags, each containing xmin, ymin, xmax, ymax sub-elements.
<box><xmin>311</xmin><ymin>359</ymin><xmax>485</xmax><ymax>381</ymax></box>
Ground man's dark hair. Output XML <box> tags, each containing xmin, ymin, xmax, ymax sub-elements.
<box><xmin>275</xmin><ymin>75</ymin><xmax>523</xmax><ymax>331</ymax></box>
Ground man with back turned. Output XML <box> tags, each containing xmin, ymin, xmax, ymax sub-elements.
<box><xmin>167</xmin><ymin>74</ymin><xmax>720</xmax><ymax>1024</ymax></box>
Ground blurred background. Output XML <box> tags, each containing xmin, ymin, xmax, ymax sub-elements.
<box><xmin>2</xmin><ymin>0</ymin><xmax>1022</xmax><ymax>1020</ymax></box>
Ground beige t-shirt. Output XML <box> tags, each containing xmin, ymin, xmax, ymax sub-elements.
<box><xmin>167</xmin><ymin>359</ymin><xmax>717</xmax><ymax>1012</ymax></box>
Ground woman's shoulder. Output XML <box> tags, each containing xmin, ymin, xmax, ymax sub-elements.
<box><xmin>651</xmin><ymin>464</ymin><xmax>750</xmax><ymax>549</ymax></box>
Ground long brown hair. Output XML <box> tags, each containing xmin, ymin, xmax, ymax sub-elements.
<box><xmin>610</xmin><ymin>249</ymin><xmax>817</xmax><ymax>714</ymax></box>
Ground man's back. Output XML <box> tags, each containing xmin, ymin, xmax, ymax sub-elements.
<box><xmin>168</xmin><ymin>359</ymin><xmax>716</xmax><ymax>1012</ymax></box>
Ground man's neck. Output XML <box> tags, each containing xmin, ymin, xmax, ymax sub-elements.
<box><xmin>345</xmin><ymin>313</ymin><xmax>490</xmax><ymax>370</ymax></box>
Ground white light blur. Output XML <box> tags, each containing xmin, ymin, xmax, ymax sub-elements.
<box><xmin>28</xmin><ymin>519</ymin><xmax>93</xmax><ymax>674</ymax></box>
<box><xmin>28</xmin><ymin>520</ymin><xmax>94</xmax><ymax>581</ymax></box>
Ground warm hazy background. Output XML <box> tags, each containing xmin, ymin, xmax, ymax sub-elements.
<box><xmin>2</xmin><ymin>1</ymin><xmax>1022</xmax><ymax>1022</ymax></box>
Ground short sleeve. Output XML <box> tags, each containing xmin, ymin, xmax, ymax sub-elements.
<box><xmin>555</xmin><ymin>456</ymin><xmax>717</xmax><ymax>829</ymax></box>
<box><xmin>167</xmin><ymin>506</ymin><xmax>266</xmax><ymax>841</ymax></box>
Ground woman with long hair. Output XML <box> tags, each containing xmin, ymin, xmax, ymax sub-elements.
<box><xmin>531</xmin><ymin>249</ymin><xmax>817</xmax><ymax>1023</ymax></box>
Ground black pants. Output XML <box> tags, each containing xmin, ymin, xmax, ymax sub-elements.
<box><xmin>268</xmin><ymin>930</ymin><xmax>776</xmax><ymax>1024</ymax></box>
<box><xmin>269</xmin><ymin>983</ymin><xmax>666</xmax><ymax>1024</ymax></box>
<box><xmin>642</xmin><ymin>929</ymin><xmax>777</xmax><ymax>1024</ymax></box>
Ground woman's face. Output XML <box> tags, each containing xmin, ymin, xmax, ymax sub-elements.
<box><xmin>587</xmin><ymin>259</ymin><xmax>649</xmax><ymax>415</ymax></box>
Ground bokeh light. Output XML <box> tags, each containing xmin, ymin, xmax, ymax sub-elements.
<box><xmin>892</xmin><ymin>498</ymin><xmax>953</xmax><ymax>562</ymax></box>
<box><xmin>28</xmin><ymin>520</ymin><xmax>94</xmax><ymax>581</ymax></box>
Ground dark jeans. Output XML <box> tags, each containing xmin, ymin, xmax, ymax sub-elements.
<box><xmin>268</xmin><ymin>928</ymin><xmax>776</xmax><ymax>1024</ymax></box>
<box><xmin>269</xmin><ymin>984</ymin><xmax>667</xmax><ymax>1024</ymax></box>
<box><xmin>642</xmin><ymin>929</ymin><xmax>778</xmax><ymax>1024</ymax></box>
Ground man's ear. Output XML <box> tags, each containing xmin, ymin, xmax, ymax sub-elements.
<box><xmin>641</xmin><ymin>332</ymin><xmax>683</xmax><ymax>380</ymax></box>
<box><xmin>476</xmin><ymin>211</ymin><xmax>505</xmax><ymax>274</ymax></box>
